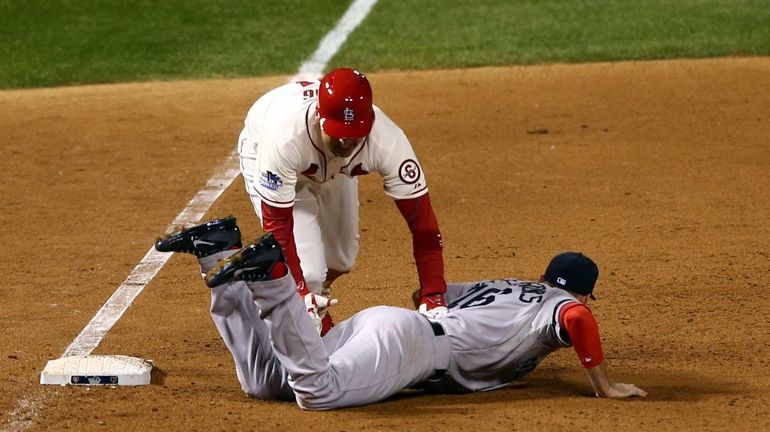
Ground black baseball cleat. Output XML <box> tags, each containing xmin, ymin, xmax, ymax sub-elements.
<box><xmin>155</xmin><ymin>216</ymin><xmax>242</xmax><ymax>258</ymax></box>
<box><xmin>204</xmin><ymin>233</ymin><xmax>285</xmax><ymax>288</ymax></box>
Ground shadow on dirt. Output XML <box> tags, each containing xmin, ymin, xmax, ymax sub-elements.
<box><xmin>348</xmin><ymin>366</ymin><xmax>748</xmax><ymax>415</ymax></box>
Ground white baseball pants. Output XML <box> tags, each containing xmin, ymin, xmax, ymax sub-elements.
<box><xmin>238</xmin><ymin>129</ymin><xmax>360</xmax><ymax>296</ymax></box>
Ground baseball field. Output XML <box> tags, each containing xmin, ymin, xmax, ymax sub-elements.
<box><xmin>1</xmin><ymin>1</ymin><xmax>769</xmax><ymax>431</ymax></box>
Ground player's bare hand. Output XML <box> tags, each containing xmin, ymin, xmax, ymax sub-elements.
<box><xmin>601</xmin><ymin>383</ymin><xmax>647</xmax><ymax>398</ymax></box>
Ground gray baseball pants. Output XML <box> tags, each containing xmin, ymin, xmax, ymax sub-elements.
<box><xmin>199</xmin><ymin>253</ymin><xmax>450</xmax><ymax>410</ymax></box>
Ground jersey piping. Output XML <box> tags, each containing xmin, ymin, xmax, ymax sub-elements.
<box><xmin>552</xmin><ymin>299</ymin><xmax>577</xmax><ymax>347</ymax></box>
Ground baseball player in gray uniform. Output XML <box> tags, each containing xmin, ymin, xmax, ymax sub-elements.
<box><xmin>156</xmin><ymin>218</ymin><xmax>646</xmax><ymax>410</ymax></box>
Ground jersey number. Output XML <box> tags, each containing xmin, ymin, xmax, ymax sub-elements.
<box><xmin>298</xmin><ymin>81</ymin><xmax>319</xmax><ymax>100</ymax></box>
<box><xmin>449</xmin><ymin>280</ymin><xmax>549</xmax><ymax>309</ymax></box>
<box><xmin>450</xmin><ymin>282</ymin><xmax>513</xmax><ymax>309</ymax></box>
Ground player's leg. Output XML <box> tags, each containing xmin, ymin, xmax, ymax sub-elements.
<box><xmin>247</xmin><ymin>276</ymin><xmax>438</xmax><ymax>409</ymax></box>
<box><xmin>206</xmin><ymin>237</ymin><xmax>442</xmax><ymax>410</ymax></box>
<box><xmin>200</xmin><ymin>253</ymin><xmax>294</xmax><ymax>400</ymax></box>
<box><xmin>237</xmin><ymin>127</ymin><xmax>259</xmax><ymax>202</ymax></box>
<box><xmin>306</xmin><ymin>306</ymin><xmax>441</xmax><ymax>409</ymax></box>
<box><xmin>238</xmin><ymin>126</ymin><xmax>329</xmax><ymax>297</ymax></box>
<box><xmin>242</xmin><ymin>174</ymin><xmax>328</xmax><ymax>296</ymax></box>
<box><xmin>290</xmin><ymin>184</ymin><xmax>328</xmax><ymax>294</ymax></box>
<box><xmin>244</xmin><ymin>182</ymin><xmax>336</xmax><ymax>334</ymax></box>
<box><xmin>316</xmin><ymin>175</ymin><xmax>360</xmax><ymax>294</ymax></box>
<box><xmin>155</xmin><ymin>217</ymin><xmax>293</xmax><ymax>400</ymax></box>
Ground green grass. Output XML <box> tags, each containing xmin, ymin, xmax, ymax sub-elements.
<box><xmin>0</xmin><ymin>0</ymin><xmax>351</xmax><ymax>88</ymax></box>
<box><xmin>334</xmin><ymin>0</ymin><xmax>770</xmax><ymax>70</ymax></box>
<box><xmin>1</xmin><ymin>0</ymin><xmax>769</xmax><ymax>88</ymax></box>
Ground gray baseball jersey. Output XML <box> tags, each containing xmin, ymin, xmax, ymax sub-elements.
<box><xmin>198</xmin><ymin>252</ymin><xmax>580</xmax><ymax>409</ymax></box>
<box><xmin>430</xmin><ymin>279</ymin><xmax>578</xmax><ymax>392</ymax></box>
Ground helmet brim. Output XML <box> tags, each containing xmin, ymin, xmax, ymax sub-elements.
<box><xmin>320</xmin><ymin>110</ymin><xmax>375</xmax><ymax>139</ymax></box>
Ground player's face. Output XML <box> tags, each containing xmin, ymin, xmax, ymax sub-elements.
<box><xmin>322</xmin><ymin>133</ymin><xmax>365</xmax><ymax>158</ymax></box>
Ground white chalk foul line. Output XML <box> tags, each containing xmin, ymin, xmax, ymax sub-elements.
<box><xmin>294</xmin><ymin>0</ymin><xmax>378</xmax><ymax>81</ymax></box>
<box><xmin>63</xmin><ymin>152</ymin><xmax>241</xmax><ymax>357</ymax></box>
<box><xmin>4</xmin><ymin>0</ymin><xmax>378</xmax><ymax>430</ymax></box>
<box><xmin>3</xmin><ymin>153</ymin><xmax>241</xmax><ymax>432</ymax></box>
<box><xmin>65</xmin><ymin>0</ymin><xmax>381</xmax><ymax>357</ymax></box>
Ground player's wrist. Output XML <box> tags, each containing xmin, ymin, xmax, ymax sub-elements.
<box><xmin>420</xmin><ymin>293</ymin><xmax>447</xmax><ymax>310</ymax></box>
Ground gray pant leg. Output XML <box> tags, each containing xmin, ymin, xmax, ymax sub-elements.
<box><xmin>200</xmin><ymin>253</ymin><xmax>294</xmax><ymax>401</ymax></box>
<box><xmin>248</xmin><ymin>275</ymin><xmax>438</xmax><ymax>410</ymax></box>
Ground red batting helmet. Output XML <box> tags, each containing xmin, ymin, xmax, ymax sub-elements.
<box><xmin>318</xmin><ymin>68</ymin><xmax>375</xmax><ymax>138</ymax></box>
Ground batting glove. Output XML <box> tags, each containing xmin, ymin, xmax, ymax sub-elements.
<box><xmin>418</xmin><ymin>293</ymin><xmax>448</xmax><ymax>321</ymax></box>
<box><xmin>303</xmin><ymin>293</ymin><xmax>338</xmax><ymax>335</ymax></box>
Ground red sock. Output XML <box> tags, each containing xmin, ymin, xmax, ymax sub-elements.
<box><xmin>320</xmin><ymin>313</ymin><xmax>335</xmax><ymax>336</ymax></box>
<box><xmin>270</xmin><ymin>262</ymin><xmax>288</xmax><ymax>279</ymax></box>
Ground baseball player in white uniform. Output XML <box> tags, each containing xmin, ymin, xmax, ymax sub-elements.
<box><xmin>155</xmin><ymin>219</ymin><xmax>647</xmax><ymax>410</ymax></box>
<box><xmin>236</xmin><ymin>68</ymin><xmax>447</xmax><ymax>335</ymax></box>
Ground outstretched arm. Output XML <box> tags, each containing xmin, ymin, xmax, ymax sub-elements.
<box><xmin>394</xmin><ymin>193</ymin><xmax>447</xmax><ymax>314</ymax></box>
<box><xmin>560</xmin><ymin>303</ymin><xmax>647</xmax><ymax>399</ymax></box>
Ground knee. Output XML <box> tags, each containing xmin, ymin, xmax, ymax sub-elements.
<box><xmin>303</xmin><ymin>266</ymin><xmax>326</xmax><ymax>286</ymax></box>
<box><xmin>290</xmin><ymin>377</ymin><xmax>340</xmax><ymax>410</ymax></box>
<box><xmin>244</xmin><ymin>386</ymin><xmax>278</xmax><ymax>400</ymax></box>
<box><xmin>242</xmin><ymin>382</ymin><xmax>294</xmax><ymax>402</ymax></box>
<box><xmin>293</xmin><ymin>392</ymin><xmax>336</xmax><ymax>411</ymax></box>
<box><xmin>325</xmin><ymin>245</ymin><xmax>358</xmax><ymax>274</ymax></box>
<box><xmin>302</xmin><ymin>265</ymin><xmax>327</xmax><ymax>295</ymax></box>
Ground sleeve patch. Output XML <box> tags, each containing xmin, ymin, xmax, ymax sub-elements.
<box><xmin>398</xmin><ymin>159</ymin><xmax>421</xmax><ymax>184</ymax></box>
<box><xmin>259</xmin><ymin>170</ymin><xmax>284</xmax><ymax>191</ymax></box>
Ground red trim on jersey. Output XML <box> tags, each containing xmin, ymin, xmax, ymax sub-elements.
<box><xmin>349</xmin><ymin>163</ymin><xmax>369</xmax><ymax>177</ymax></box>
<box><xmin>404</xmin><ymin>185</ymin><xmax>428</xmax><ymax>197</ymax></box>
<box><xmin>302</xmin><ymin>163</ymin><xmax>319</xmax><ymax>177</ymax></box>
<box><xmin>340</xmin><ymin>138</ymin><xmax>368</xmax><ymax>170</ymax></box>
<box><xmin>260</xmin><ymin>202</ymin><xmax>308</xmax><ymax>294</ymax></box>
<box><xmin>256</xmin><ymin>189</ymin><xmax>294</xmax><ymax>207</ymax></box>
<box><xmin>394</xmin><ymin>193</ymin><xmax>447</xmax><ymax>297</ymax></box>
<box><xmin>559</xmin><ymin>303</ymin><xmax>604</xmax><ymax>368</ymax></box>
<box><xmin>305</xmin><ymin>104</ymin><xmax>328</xmax><ymax>177</ymax></box>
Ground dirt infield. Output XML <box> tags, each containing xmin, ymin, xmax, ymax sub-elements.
<box><xmin>1</xmin><ymin>58</ymin><xmax>769</xmax><ymax>431</ymax></box>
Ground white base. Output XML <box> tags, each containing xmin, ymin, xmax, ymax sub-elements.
<box><xmin>40</xmin><ymin>355</ymin><xmax>153</xmax><ymax>386</ymax></box>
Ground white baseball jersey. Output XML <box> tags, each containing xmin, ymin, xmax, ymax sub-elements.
<box><xmin>200</xmin><ymin>248</ymin><xmax>582</xmax><ymax>410</ymax></box>
<box><xmin>238</xmin><ymin>80</ymin><xmax>429</xmax><ymax>208</ymax></box>
<box><xmin>236</xmin><ymin>81</ymin><xmax>433</xmax><ymax>296</ymax></box>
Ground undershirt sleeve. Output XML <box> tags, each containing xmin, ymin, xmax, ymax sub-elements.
<box><xmin>394</xmin><ymin>193</ymin><xmax>446</xmax><ymax>297</ymax></box>
<box><xmin>260</xmin><ymin>202</ymin><xmax>307</xmax><ymax>293</ymax></box>
<box><xmin>559</xmin><ymin>302</ymin><xmax>605</xmax><ymax>368</ymax></box>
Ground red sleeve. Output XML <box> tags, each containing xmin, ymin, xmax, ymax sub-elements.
<box><xmin>559</xmin><ymin>303</ymin><xmax>604</xmax><ymax>368</ymax></box>
<box><xmin>394</xmin><ymin>193</ymin><xmax>447</xmax><ymax>297</ymax></box>
<box><xmin>260</xmin><ymin>202</ymin><xmax>307</xmax><ymax>294</ymax></box>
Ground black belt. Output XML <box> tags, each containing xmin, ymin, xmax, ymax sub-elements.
<box><xmin>424</xmin><ymin>317</ymin><xmax>447</xmax><ymax>381</ymax></box>
<box><xmin>428</xmin><ymin>319</ymin><xmax>445</xmax><ymax>336</ymax></box>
